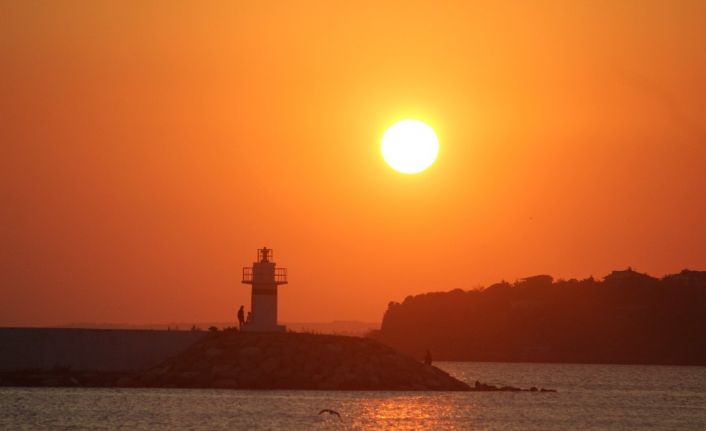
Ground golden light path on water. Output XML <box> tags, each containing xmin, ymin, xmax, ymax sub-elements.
<box><xmin>355</xmin><ymin>396</ymin><xmax>457</xmax><ymax>429</ymax></box>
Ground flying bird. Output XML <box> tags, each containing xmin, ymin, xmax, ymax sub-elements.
<box><xmin>318</xmin><ymin>409</ymin><xmax>341</xmax><ymax>419</ymax></box>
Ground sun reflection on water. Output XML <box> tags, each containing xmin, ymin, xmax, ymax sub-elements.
<box><xmin>348</xmin><ymin>394</ymin><xmax>469</xmax><ymax>430</ymax></box>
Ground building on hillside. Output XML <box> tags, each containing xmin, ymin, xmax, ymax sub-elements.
<box><xmin>663</xmin><ymin>269</ymin><xmax>706</xmax><ymax>287</ymax></box>
<box><xmin>603</xmin><ymin>267</ymin><xmax>657</xmax><ymax>284</ymax></box>
<box><xmin>518</xmin><ymin>275</ymin><xmax>554</xmax><ymax>287</ymax></box>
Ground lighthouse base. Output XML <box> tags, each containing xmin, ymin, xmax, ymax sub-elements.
<box><xmin>241</xmin><ymin>323</ymin><xmax>287</xmax><ymax>333</ymax></box>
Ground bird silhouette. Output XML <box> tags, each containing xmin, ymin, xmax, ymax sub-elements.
<box><xmin>318</xmin><ymin>409</ymin><xmax>341</xmax><ymax>419</ymax></box>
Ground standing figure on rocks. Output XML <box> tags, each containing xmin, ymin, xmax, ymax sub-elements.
<box><xmin>237</xmin><ymin>305</ymin><xmax>245</xmax><ymax>329</ymax></box>
<box><xmin>424</xmin><ymin>349</ymin><xmax>433</xmax><ymax>366</ymax></box>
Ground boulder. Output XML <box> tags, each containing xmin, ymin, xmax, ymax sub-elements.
<box><xmin>204</xmin><ymin>347</ymin><xmax>222</xmax><ymax>358</ymax></box>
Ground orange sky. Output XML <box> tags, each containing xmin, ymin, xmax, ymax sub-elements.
<box><xmin>2</xmin><ymin>1</ymin><xmax>705</xmax><ymax>326</ymax></box>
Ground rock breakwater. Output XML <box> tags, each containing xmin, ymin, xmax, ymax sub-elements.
<box><xmin>134</xmin><ymin>331</ymin><xmax>470</xmax><ymax>391</ymax></box>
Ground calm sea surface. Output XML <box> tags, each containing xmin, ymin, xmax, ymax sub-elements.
<box><xmin>1</xmin><ymin>362</ymin><xmax>705</xmax><ymax>430</ymax></box>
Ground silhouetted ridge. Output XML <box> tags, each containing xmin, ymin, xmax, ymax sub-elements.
<box><xmin>372</xmin><ymin>268</ymin><xmax>706</xmax><ymax>365</ymax></box>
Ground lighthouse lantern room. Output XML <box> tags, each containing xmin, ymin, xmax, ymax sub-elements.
<box><xmin>241</xmin><ymin>247</ymin><xmax>288</xmax><ymax>332</ymax></box>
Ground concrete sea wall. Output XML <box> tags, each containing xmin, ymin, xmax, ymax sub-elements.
<box><xmin>0</xmin><ymin>328</ymin><xmax>206</xmax><ymax>372</ymax></box>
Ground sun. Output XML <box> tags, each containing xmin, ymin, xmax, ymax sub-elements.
<box><xmin>381</xmin><ymin>119</ymin><xmax>439</xmax><ymax>174</ymax></box>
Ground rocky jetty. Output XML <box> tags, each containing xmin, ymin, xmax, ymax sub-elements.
<box><xmin>0</xmin><ymin>368</ymin><xmax>133</xmax><ymax>388</ymax></box>
<box><xmin>132</xmin><ymin>331</ymin><xmax>470</xmax><ymax>391</ymax></box>
<box><xmin>471</xmin><ymin>380</ymin><xmax>556</xmax><ymax>392</ymax></box>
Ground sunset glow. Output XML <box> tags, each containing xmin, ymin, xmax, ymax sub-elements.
<box><xmin>2</xmin><ymin>1</ymin><xmax>705</xmax><ymax>327</ymax></box>
<box><xmin>2</xmin><ymin>2</ymin><xmax>705</xmax><ymax>428</ymax></box>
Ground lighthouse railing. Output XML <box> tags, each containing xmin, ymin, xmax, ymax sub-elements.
<box><xmin>242</xmin><ymin>267</ymin><xmax>253</xmax><ymax>283</ymax></box>
<box><xmin>275</xmin><ymin>268</ymin><xmax>287</xmax><ymax>283</ymax></box>
<box><xmin>242</xmin><ymin>267</ymin><xmax>288</xmax><ymax>284</ymax></box>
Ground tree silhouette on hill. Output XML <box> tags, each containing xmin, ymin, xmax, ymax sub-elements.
<box><xmin>371</xmin><ymin>268</ymin><xmax>706</xmax><ymax>365</ymax></box>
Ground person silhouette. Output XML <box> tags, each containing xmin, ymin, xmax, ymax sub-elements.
<box><xmin>424</xmin><ymin>349</ymin><xmax>432</xmax><ymax>366</ymax></box>
<box><xmin>237</xmin><ymin>305</ymin><xmax>245</xmax><ymax>329</ymax></box>
<box><xmin>246</xmin><ymin>311</ymin><xmax>253</xmax><ymax>324</ymax></box>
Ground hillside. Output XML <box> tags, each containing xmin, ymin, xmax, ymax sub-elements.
<box><xmin>372</xmin><ymin>269</ymin><xmax>706</xmax><ymax>365</ymax></box>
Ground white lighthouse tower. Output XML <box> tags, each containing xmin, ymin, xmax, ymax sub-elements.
<box><xmin>241</xmin><ymin>247</ymin><xmax>288</xmax><ymax>332</ymax></box>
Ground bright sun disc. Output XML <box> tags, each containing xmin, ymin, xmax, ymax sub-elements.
<box><xmin>381</xmin><ymin>119</ymin><xmax>439</xmax><ymax>174</ymax></box>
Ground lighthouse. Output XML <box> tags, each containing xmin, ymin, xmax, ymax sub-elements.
<box><xmin>241</xmin><ymin>247</ymin><xmax>288</xmax><ymax>332</ymax></box>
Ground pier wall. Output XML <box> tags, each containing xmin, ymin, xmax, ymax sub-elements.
<box><xmin>0</xmin><ymin>328</ymin><xmax>205</xmax><ymax>371</ymax></box>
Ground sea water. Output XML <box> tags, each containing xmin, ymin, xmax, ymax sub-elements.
<box><xmin>1</xmin><ymin>362</ymin><xmax>704</xmax><ymax>430</ymax></box>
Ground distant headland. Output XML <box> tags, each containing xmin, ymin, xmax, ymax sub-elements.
<box><xmin>371</xmin><ymin>268</ymin><xmax>706</xmax><ymax>366</ymax></box>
